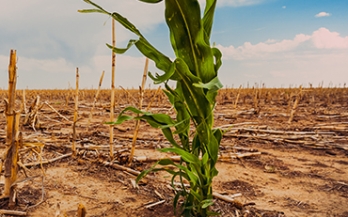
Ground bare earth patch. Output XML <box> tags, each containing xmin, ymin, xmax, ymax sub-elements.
<box><xmin>0</xmin><ymin>88</ymin><xmax>347</xmax><ymax>217</ymax></box>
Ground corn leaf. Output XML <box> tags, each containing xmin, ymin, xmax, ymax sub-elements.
<box><xmin>201</xmin><ymin>199</ymin><xmax>214</xmax><ymax>209</ymax></box>
<box><xmin>139</xmin><ymin>0</ymin><xmax>163</xmax><ymax>3</ymax></box>
<box><xmin>161</xmin><ymin>147</ymin><xmax>200</xmax><ymax>165</ymax></box>
<box><xmin>165</xmin><ymin>0</ymin><xmax>201</xmax><ymax>77</ymax></box>
<box><xmin>202</xmin><ymin>0</ymin><xmax>217</xmax><ymax>40</ymax></box>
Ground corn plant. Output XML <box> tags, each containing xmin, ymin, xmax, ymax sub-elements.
<box><xmin>80</xmin><ymin>0</ymin><xmax>223</xmax><ymax>216</ymax></box>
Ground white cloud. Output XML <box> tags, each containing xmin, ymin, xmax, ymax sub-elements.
<box><xmin>217</xmin><ymin>33</ymin><xmax>311</xmax><ymax>60</ymax></box>
<box><xmin>217</xmin><ymin>28</ymin><xmax>348</xmax><ymax>88</ymax></box>
<box><xmin>218</xmin><ymin>27</ymin><xmax>348</xmax><ymax>60</ymax></box>
<box><xmin>312</xmin><ymin>28</ymin><xmax>348</xmax><ymax>49</ymax></box>
<box><xmin>219</xmin><ymin>50</ymin><xmax>348</xmax><ymax>88</ymax></box>
<box><xmin>315</xmin><ymin>12</ymin><xmax>331</xmax><ymax>18</ymax></box>
<box><xmin>282</xmin><ymin>6</ymin><xmax>286</xmax><ymax>9</ymax></box>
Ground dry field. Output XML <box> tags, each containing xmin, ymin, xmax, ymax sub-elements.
<box><xmin>0</xmin><ymin>87</ymin><xmax>347</xmax><ymax>217</ymax></box>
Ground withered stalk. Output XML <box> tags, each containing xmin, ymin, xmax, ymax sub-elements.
<box><xmin>86</xmin><ymin>70</ymin><xmax>105</xmax><ymax>131</ymax></box>
<box><xmin>72</xmin><ymin>67</ymin><xmax>79</xmax><ymax>156</ymax></box>
<box><xmin>128</xmin><ymin>58</ymin><xmax>149</xmax><ymax>165</ymax></box>
<box><xmin>2</xmin><ymin>50</ymin><xmax>19</xmax><ymax>200</ymax></box>
<box><xmin>110</xmin><ymin>18</ymin><xmax>116</xmax><ymax>159</ymax></box>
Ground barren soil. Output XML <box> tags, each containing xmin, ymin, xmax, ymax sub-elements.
<box><xmin>0</xmin><ymin>88</ymin><xmax>347</xmax><ymax>217</ymax></box>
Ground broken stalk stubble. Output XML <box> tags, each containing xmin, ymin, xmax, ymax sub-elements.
<box><xmin>2</xmin><ymin>50</ymin><xmax>20</xmax><ymax>202</ymax></box>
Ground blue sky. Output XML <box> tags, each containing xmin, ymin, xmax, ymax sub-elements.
<box><xmin>1</xmin><ymin>0</ymin><xmax>347</xmax><ymax>89</ymax></box>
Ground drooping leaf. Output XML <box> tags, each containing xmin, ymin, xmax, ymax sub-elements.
<box><xmin>138</xmin><ymin>0</ymin><xmax>163</xmax><ymax>3</ymax></box>
<box><xmin>109</xmin><ymin>11</ymin><xmax>143</xmax><ymax>37</ymax></box>
<box><xmin>106</xmin><ymin>40</ymin><xmax>137</xmax><ymax>54</ymax></box>
<box><xmin>78</xmin><ymin>9</ymin><xmax>104</xmax><ymax>13</ymax></box>
<box><xmin>134</xmin><ymin>37</ymin><xmax>172</xmax><ymax>73</ymax></box>
<box><xmin>193</xmin><ymin>76</ymin><xmax>222</xmax><ymax>90</ymax></box>
<box><xmin>161</xmin><ymin>147</ymin><xmax>200</xmax><ymax>165</ymax></box>
<box><xmin>193</xmin><ymin>76</ymin><xmax>222</xmax><ymax>105</ymax></box>
<box><xmin>201</xmin><ymin>199</ymin><xmax>214</xmax><ymax>209</ymax></box>
<box><xmin>79</xmin><ymin>0</ymin><xmax>108</xmax><ymax>13</ymax></box>
<box><xmin>148</xmin><ymin>60</ymin><xmax>176</xmax><ymax>84</ymax></box>
<box><xmin>212</xmin><ymin>47</ymin><xmax>222</xmax><ymax>72</ymax></box>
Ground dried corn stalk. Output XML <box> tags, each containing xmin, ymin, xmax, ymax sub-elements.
<box><xmin>72</xmin><ymin>68</ymin><xmax>79</xmax><ymax>156</ymax></box>
<box><xmin>2</xmin><ymin>50</ymin><xmax>20</xmax><ymax>202</ymax></box>
<box><xmin>109</xmin><ymin>18</ymin><xmax>116</xmax><ymax>159</ymax></box>
<box><xmin>23</xmin><ymin>95</ymin><xmax>42</xmax><ymax>130</ymax></box>
<box><xmin>288</xmin><ymin>85</ymin><xmax>302</xmax><ymax>124</ymax></box>
<box><xmin>128</xmin><ymin>58</ymin><xmax>148</xmax><ymax>165</ymax></box>
<box><xmin>86</xmin><ymin>70</ymin><xmax>105</xmax><ymax>131</ymax></box>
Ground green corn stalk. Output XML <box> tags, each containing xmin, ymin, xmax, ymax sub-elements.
<box><xmin>80</xmin><ymin>0</ymin><xmax>223</xmax><ymax>216</ymax></box>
